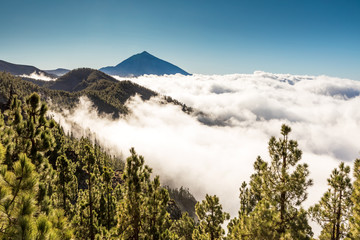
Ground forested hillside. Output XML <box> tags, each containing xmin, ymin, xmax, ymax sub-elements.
<box><xmin>0</xmin><ymin>92</ymin><xmax>200</xmax><ymax>239</ymax></box>
<box><xmin>0</xmin><ymin>71</ymin><xmax>192</xmax><ymax>118</ymax></box>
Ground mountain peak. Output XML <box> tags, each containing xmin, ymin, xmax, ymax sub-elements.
<box><xmin>99</xmin><ymin>52</ymin><xmax>190</xmax><ymax>77</ymax></box>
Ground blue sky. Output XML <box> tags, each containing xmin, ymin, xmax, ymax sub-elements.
<box><xmin>0</xmin><ymin>0</ymin><xmax>359</xmax><ymax>79</ymax></box>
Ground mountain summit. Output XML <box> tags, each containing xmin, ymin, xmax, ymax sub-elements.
<box><xmin>99</xmin><ymin>51</ymin><xmax>190</xmax><ymax>77</ymax></box>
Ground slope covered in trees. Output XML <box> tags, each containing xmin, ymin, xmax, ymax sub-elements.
<box><xmin>0</xmin><ymin>71</ymin><xmax>192</xmax><ymax>118</ymax></box>
<box><xmin>0</xmin><ymin>92</ymin><xmax>198</xmax><ymax>239</ymax></box>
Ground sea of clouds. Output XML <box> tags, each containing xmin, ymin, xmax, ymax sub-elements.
<box><xmin>51</xmin><ymin>71</ymin><xmax>360</xmax><ymax>234</ymax></box>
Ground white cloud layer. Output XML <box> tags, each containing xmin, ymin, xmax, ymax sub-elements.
<box><xmin>52</xmin><ymin>71</ymin><xmax>360</xmax><ymax>236</ymax></box>
<box><xmin>19</xmin><ymin>71</ymin><xmax>55</xmax><ymax>81</ymax></box>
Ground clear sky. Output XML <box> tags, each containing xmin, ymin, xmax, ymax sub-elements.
<box><xmin>0</xmin><ymin>0</ymin><xmax>359</xmax><ymax>79</ymax></box>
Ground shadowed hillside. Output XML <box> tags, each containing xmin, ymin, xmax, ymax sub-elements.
<box><xmin>0</xmin><ymin>69</ymin><xmax>192</xmax><ymax>118</ymax></box>
<box><xmin>46</xmin><ymin>68</ymin><xmax>118</xmax><ymax>92</ymax></box>
<box><xmin>0</xmin><ymin>59</ymin><xmax>56</xmax><ymax>78</ymax></box>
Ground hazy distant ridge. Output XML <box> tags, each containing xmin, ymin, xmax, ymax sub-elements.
<box><xmin>44</xmin><ymin>68</ymin><xmax>70</xmax><ymax>76</ymax></box>
<box><xmin>0</xmin><ymin>59</ymin><xmax>56</xmax><ymax>78</ymax></box>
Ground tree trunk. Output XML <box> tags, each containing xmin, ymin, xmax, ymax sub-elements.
<box><xmin>107</xmin><ymin>184</ymin><xmax>110</xmax><ymax>230</ymax></box>
<box><xmin>63</xmin><ymin>179</ymin><xmax>67</xmax><ymax>212</ymax></box>
<box><xmin>331</xmin><ymin>190</ymin><xmax>337</xmax><ymax>240</ymax></box>
<box><xmin>335</xmin><ymin>190</ymin><xmax>342</xmax><ymax>240</ymax></box>
<box><xmin>279</xmin><ymin>135</ymin><xmax>288</xmax><ymax>235</ymax></box>
<box><xmin>89</xmin><ymin>162</ymin><xmax>94</xmax><ymax>240</ymax></box>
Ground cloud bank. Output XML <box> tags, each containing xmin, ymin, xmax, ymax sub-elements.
<box><xmin>52</xmin><ymin>71</ymin><xmax>360</xmax><ymax>235</ymax></box>
<box><xmin>19</xmin><ymin>71</ymin><xmax>55</xmax><ymax>81</ymax></box>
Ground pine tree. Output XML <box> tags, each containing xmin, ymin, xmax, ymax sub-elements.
<box><xmin>0</xmin><ymin>94</ymin><xmax>74</xmax><ymax>240</ymax></box>
<box><xmin>350</xmin><ymin>158</ymin><xmax>360</xmax><ymax>239</ymax></box>
<box><xmin>117</xmin><ymin>148</ymin><xmax>148</xmax><ymax>239</ymax></box>
<box><xmin>2</xmin><ymin>93</ymin><xmax>57</xmax><ymax>216</ymax></box>
<box><xmin>118</xmin><ymin>148</ymin><xmax>171</xmax><ymax>239</ymax></box>
<box><xmin>227</xmin><ymin>182</ymin><xmax>256</xmax><ymax>239</ymax></box>
<box><xmin>73</xmin><ymin>143</ymin><xmax>100</xmax><ymax>240</ymax></box>
<box><xmin>309</xmin><ymin>162</ymin><xmax>352</xmax><ymax>240</ymax></box>
<box><xmin>48</xmin><ymin>209</ymin><xmax>73</xmax><ymax>240</ymax></box>
<box><xmin>169</xmin><ymin>212</ymin><xmax>195</xmax><ymax>240</ymax></box>
<box><xmin>3</xmin><ymin>95</ymin><xmax>24</xmax><ymax>167</ymax></box>
<box><xmin>143</xmin><ymin>175</ymin><xmax>171</xmax><ymax>239</ymax></box>
<box><xmin>98</xmin><ymin>166</ymin><xmax>117</xmax><ymax>234</ymax></box>
<box><xmin>192</xmin><ymin>194</ymin><xmax>230</xmax><ymax>240</ymax></box>
<box><xmin>4</xmin><ymin>93</ymin><xmax>55</xmax><ymax>166</ymax></box>
<box><xmin>55</xmin><ymin>154</ymin><xmax>77</xmax><ymax>216</ymax></box>
<box><xmin>228</xmin><ymin>124</ymin><xmax>313</xmax><ymax>240</ymax></box>
<box><xmin>0</xmin><ymin>153</ymin><xmax>38</xmax><ymax>238</ymax></box>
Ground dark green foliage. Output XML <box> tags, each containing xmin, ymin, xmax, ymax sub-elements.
<box><xmin>143</xmin><ymin>176</ymin><xmax>171</xmax><ymax>239</ymax></box>
<box><xmin>0</xmin><ymin>95</ymin><xmax>74</xmax><ymax>239</ymax></box>
<box><xmin>166</xmin><ymin>186</ymin><xmax>197</xmax><ymax>219</ymax></box>
<box><xmin>55</xmin><ymin>154</ymin><xmax>77</xmax><ymax>216</ymax></box>
<box><xmin>170</xmin><ymin>212</ymin><xmax>195</xmax><ymax>240</ymax></box>
<box><xmin>3</xmin><ymin>92</ymin><xmax>55</xmax><ymax>167</ymax></box>
<box><xmin>117</xmin><ymin>148</ymin><xmax>172</xmax><ymax>239</ymax></box>
<box><xmin>350</xmin><ymin>159</ymin><xmax>360</xmax><ymax>238</ymax></box>
<box><xmin>193</xmin><ymin>194</ymin><xmax>230</xmax><ymax>240</ymax></box>
<box><xmin>117</xmin><ymin>147</ymin><xmax>152</xmax><ymax>239</ymax></box>
<box><xmin>74</xmin><ymin>143</ymin><xmax>99</xmax><ymax>240</ymax></box>
<box><xmin>310</xmin><ymin>162</ymin><xmax>352</xmax><ymax>240</ymax></box>
<box><xmin>228</xmin><ymin>124</ymin><xmax>313</xmax><ymax>240</ymax></box>
<box><xmin>167</xmin><ymin>199</ymin><xmax>183</xmax><ymax>220</ymax></box>
<box><xmin>47</xmin><ymin>68</ymin><xmax>118</xmax><ymax>92</ymax></box>
<box><xmin>98</xmin><ymin>166</ymin><xmax>117</xmax><ymax>231</ymax></box>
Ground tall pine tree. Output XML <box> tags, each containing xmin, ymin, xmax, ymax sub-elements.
<box><xmin>117</xmin><ymin>148</ymin><xmax>171</xmax><ymax>240</ymax></box>
<box><xmin>192</xmin><ymin>194</ymin><xmax>230</xmax><ymax>240</ymax></box>
<box><xmin>350</xmin><ymin>158</ymin><xmax>360</xmax><ymax>238</ymax></box>
<box><xmin>55</xmin><ymin>154</ymin><xmax>77</xmax><ymax>216</ymax></box>
<box><xmin>228</xmin><ymin>124</ymin><xmax>313</xmax><ymax>240</ymax></box>
<box><xmin>310</xmin><ymin>162</ymin><xmax>352</xmax><ymax>240</ymax></box>
<box><xmin>73</xmin><ymin>143</ymin><xmax>100</xmax><ymax>240</ymax></box>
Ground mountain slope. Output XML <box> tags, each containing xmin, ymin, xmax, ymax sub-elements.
<box><xmin>46</xmin><ymin>68</ymin><xmax>118</xmax><ymax>92</ymax></box>
<box><xmin>0</xmin><ymin>60</ymin><xmax>56</xmax><ymax>78</ymax></box>
<box><xmin>0</xmin><ymin>69</ymin><xmax>192</xmax><ymax>118</ymax></box>
<box><xmin>99</xmin><ymin>51</ymin><xmax>190</xmax><ymax>77</ymax></box>
<box><xmin>44</xmin><ymin>68</ymin><xmax>70</xmax><ymax>76</ymax></box>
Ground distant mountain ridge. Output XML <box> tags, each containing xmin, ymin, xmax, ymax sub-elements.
<box><xmin>44</xmin><ymin>68</ymin><xmax>70</xmax><ymax>76</ymax></box>
<box><xmin>100</xmin><ymin>51</ymin><xmax>190</xmax><ymax>77</ymax></box>
<box><xmin>0</xmin><ymin>60</ymin><xmax>56</xmax><ymax>78</ymax></box>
